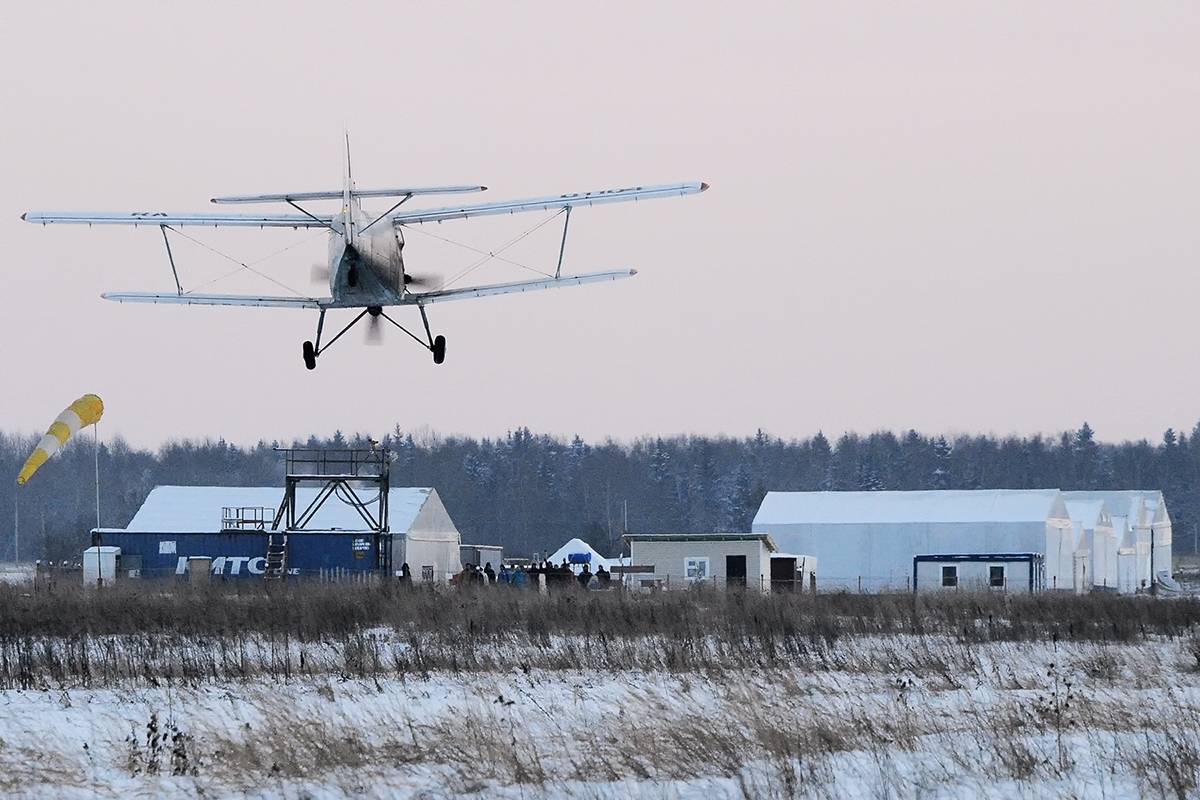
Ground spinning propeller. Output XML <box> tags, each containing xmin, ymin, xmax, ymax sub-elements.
<box><xmin>308</xmin><ymin>264</ymin><xmax>437</xmax><ymax>290</ymax></box>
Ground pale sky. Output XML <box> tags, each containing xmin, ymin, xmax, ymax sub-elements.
<box><xmin>2</xmin><ymin>2</ymin><xmax>1198</xmax><ymax>447</ymax></box>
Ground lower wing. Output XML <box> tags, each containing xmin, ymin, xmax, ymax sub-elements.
<box><xmin>102</xmin><ymin>292</ymin><xmax>326</xmax><ymax>309</ymax></box>
<box><xmin>400</xmin><ymin>270</ymin><xmax>636</xmax><ymax>305</ymax></box>
<box><xmin>100</xmin><ymin>270</ymin><xmax>635</xmax><ymax>309</ymax></box>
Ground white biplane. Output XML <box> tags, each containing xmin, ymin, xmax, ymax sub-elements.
<box><xmin>24</xmin><ymin>142</ymin><xmax>706</xmax><ymax>369</ymax></box>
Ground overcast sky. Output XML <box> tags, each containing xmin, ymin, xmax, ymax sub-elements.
<box><xmin>2</xmin><ymin>2</ymin><xmax>1198</xmax><ymax>447</ymax></box>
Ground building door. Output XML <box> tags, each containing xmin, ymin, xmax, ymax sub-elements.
<box><xmin>726</xmin><ymin>555</ymin><xmax>747</xmax><ymax>588</ymax></box>
<box><xmin>770</xmin><ymin>557</ymin><xmax>797</xmax><ymax>592</ymax></box>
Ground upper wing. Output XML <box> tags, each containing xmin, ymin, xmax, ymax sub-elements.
<box><xmin>211</xmin><ymin>186</ymin><xmax>486</xmax><ymax>204</ymax></box>
<box><xmin>391</xmin><ymin>182</ymin><xmax>707</xmax><ymax>225</ymax></box>
<box><xmin>400</xmin><ymin>270</ymin><xmax>636</xmax><ymax>305</ymax></box>
<box><xmin>22</xmin><ymin>211</ymin><xmax>332</xmax><ymax>228</ymax></box>
<box><xmin>102</xmin><ymin>292</ymin><xmax>325</xmax><ymax>309</ymax></box>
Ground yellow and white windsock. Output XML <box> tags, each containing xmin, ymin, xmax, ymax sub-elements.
<box><xmin>16</xmin><ymin>394</ymin><xmax>104</xmax><ymax>486</ymax></box>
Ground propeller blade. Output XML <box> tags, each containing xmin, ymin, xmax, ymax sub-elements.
<box><xmin>403</xmin><ymin>272</ymin><xmax>437</xmax><ymax>289</ymax></box>
<box><xmin>310</xmin><ymin>263</ymin><xmax>331</xmax><ymax>284</ymax></box>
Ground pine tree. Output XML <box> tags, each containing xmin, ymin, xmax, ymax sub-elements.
<box><xmin>810</xmin><ymin>431</ymin><xmax>834</xmax><ymax>490</ymax></box>
<box><xmin>931</xmin><ymin>436</ymin><xmax>952</xmax><ymax>489</ymax></box>
<box><xmin>1072</xmin><ymin>422</ymin><xmax>1101</xmax><ymax>488</ymax></box>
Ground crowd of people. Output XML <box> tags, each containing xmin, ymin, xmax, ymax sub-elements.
<box><xmin>450</xmin><ymin>559</ymin><xmax>613</xmax><ymax>590</ymax></box>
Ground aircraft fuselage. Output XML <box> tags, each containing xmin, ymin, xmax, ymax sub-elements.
<box><xmin>326</xmin><ymin>199</ymin><xmax>407</xmax><ymax>305</ymax></box>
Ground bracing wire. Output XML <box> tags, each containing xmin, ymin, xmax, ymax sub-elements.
<box><xmin>401</xmin><ymin>209</ymin><xmax>565</xmax><ymax>291</ymax></box>
<box><xmin>164</xmin><ymin>226</ymin><xmax>318</xmax><ymax>299</ymax></box>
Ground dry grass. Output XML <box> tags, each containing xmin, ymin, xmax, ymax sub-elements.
<box><xmin>3</xmin><ymin>582</ymin><xmax>1200</xmax><ymax>797</ymax></box>
<box><xmin>4</xmin><ymin>580</ymin><xmax>1199</xmax><ymax>642</ymax></box>
<box><xmin>1</xmin><ymin>582</ymin><xmax>1199</xmax><ymax>689</ymax></box>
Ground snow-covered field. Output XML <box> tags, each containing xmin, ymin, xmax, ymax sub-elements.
<box><xmin>3</xmin><ymin>633</ymin><xmax>1199</xmax><ymax>798</ymax></box>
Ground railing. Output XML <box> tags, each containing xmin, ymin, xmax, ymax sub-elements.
<box><xmin>275</xmin><ymin>448</ymin><xmax>390</xmax><ymax>478</ymax></box>
<box><xmin>221</xmin><ymin>506</ymin><xmax>274</xmax><ymax>531</ymax></box>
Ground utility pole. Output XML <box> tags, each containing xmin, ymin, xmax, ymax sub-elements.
<box><xmin>605</xmin><ymin>479</ymin><xmax>612</xmax><ymax>544</ymax></box>
<box><xmin>1150</xmin><ymin>525</ymin><xmax>1156</xmax><ymax>596</ymax></box>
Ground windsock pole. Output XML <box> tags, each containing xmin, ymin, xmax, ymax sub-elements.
<box><xmin>94</xmin><ymin>422</ymin><xmax>101</xmax><ymax>530</ymax></box>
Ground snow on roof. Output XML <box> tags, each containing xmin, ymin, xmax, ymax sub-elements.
<box><xmin>753</xmin><ymin>489</ymin><xmax>1067</xmax><ymax>526</ymax></box>
<box><xmin>125</xmin><ymin>485</ymin><xmax>432</xmax><ymax>533</ymax></box>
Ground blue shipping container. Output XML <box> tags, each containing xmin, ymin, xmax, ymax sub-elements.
<box><xmin>94</xmin><ymin>530</ymin><xmax>389</xmax><ymax>579</ymax></box>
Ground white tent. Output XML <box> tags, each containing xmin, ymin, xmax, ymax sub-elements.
<box><xmin>126</xmin><ymin>485</ymin><xmax>462</xmax><ymax>582</ymax></box>
<box><xmin>752</xmin><ymin>489</ymin><xmax>1075</xmax><ymax>592</ymax></box>
<box><xmin>545</xmin><ymin>538</ymin><xmax>624</xmax><ymax>572</ymax></box>
<box><xmin>1063</xmin><ymin>491</ymin><xmax>1172</xmax><ymax>592</ymax></box>
<box><xmin>1064</xmin><ymin>499</ymin><xmax>1116</xmax><ymax>592</ymax></box>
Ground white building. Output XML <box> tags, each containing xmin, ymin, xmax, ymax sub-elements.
<box><xmin>125</xmin><ymin>485</ymin><xmax>463</xmax><ymax>582</ymax></box>
<box><xmin>1063</xmin><ymin>491</ymin><xmax>1172</xmax><ymax>593</ymax></box>
<box><xmin>752</xmin><ymin>489</ymin><xmax>1080</xmax><ymax>592</ymax></box>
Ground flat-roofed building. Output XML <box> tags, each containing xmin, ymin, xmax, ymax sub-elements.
<box><xmin>622</xmin><ymin>533</ymin><xmax>776</xmax><ymax>591</ymax></box>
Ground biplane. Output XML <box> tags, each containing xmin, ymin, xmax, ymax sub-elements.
<box><xmin>24</xmin><ymin>141</ymin><xmax>706</xmax><ymax>369</ymax></box>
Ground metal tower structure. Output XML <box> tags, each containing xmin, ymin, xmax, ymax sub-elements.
<box><xmin>265</xmin><ymin>448</ymin><xmax>392</xmax><ymax>579</ymax></box>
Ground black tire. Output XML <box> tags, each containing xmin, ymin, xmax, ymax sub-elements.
<box><xmin>302</xmin><ymin>341</ymin><xmax>317</xmax><ymax>370</ymax></box>
<box><xmin>432</xmin><ymin>335</ymin><xmax>446</xmax><ymax>364</ymax></box>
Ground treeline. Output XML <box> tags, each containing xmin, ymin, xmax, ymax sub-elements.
<box><xmin>2</xmin><ymin>421</ymin><xmax>1199</xmax><ymax>561</ymax></box>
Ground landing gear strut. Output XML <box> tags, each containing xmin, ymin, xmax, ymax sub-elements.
<box><xmin>421</xmin><ymin>306</ymin><xmax>446</xmax><ymax>365</ymax></box>
<box><xmin>300</xmin><ymin>306</ymin><xmax>447</xmax><ymax>369</ymax></box>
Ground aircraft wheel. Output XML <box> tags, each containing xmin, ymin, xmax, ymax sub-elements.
<box><xmin>303</xmin><ymin>341</ymin><xmax>317</xmax><ymax>370</ymax></box>
<box><xmin>432</xmin><ymin>335</ymin><xmax>446</xmax><ymax>365</ymax></box>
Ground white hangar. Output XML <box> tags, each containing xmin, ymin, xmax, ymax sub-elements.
<box><xmin>751</xmin><ymin>488</ymin><xmax>1172</xmax><ymax>594</ymax></box>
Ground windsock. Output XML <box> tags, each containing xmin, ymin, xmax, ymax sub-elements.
<box><xmin>16</xmin><ymin>394</ymin><xmax>104</xmax><ymax>486</ymax></box>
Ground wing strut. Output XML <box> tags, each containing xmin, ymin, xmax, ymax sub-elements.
<box><xmin>360</xmin><ymin>194</ymin><xmax>413</xmax><ymax>235</ymax></box>
<box><xmin>285</xmin><ymin>200</ymin><xmax>342</xmax><ymax>235</ymax></box>
<box><xmin>159</xmin><ymin>225</ymin><xmax>184</xmax><ymax>295</ymax></box>
<box><xmin>554</xmin><ymin>207</ymin><xmax>572</xmax><ymax>279</ymax></box>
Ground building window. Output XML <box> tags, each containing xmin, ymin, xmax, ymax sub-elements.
<box><xmin>684</xmin><ymin>557</ymin><xmax>710</xmax><ymax>581</ymax></box>
<box><xmin>989</xmin><ymin>565</ymin><xmax>1005</xmax><ymax>588</ymax></box>
<box><xmin>421</xmin><ymin>565</ymin><xmax>434</xmax><ymax>582</ymax></box>
<box><xmin>941</xmin><ymin>565</ymin><xmax>958</xmax><ymax>587</ymax></box>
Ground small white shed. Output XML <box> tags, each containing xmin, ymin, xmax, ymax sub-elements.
<box><xmin>82</xmin><ymin>546</ymin><xmax>120</xmax><ymax>585</ymax></box>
